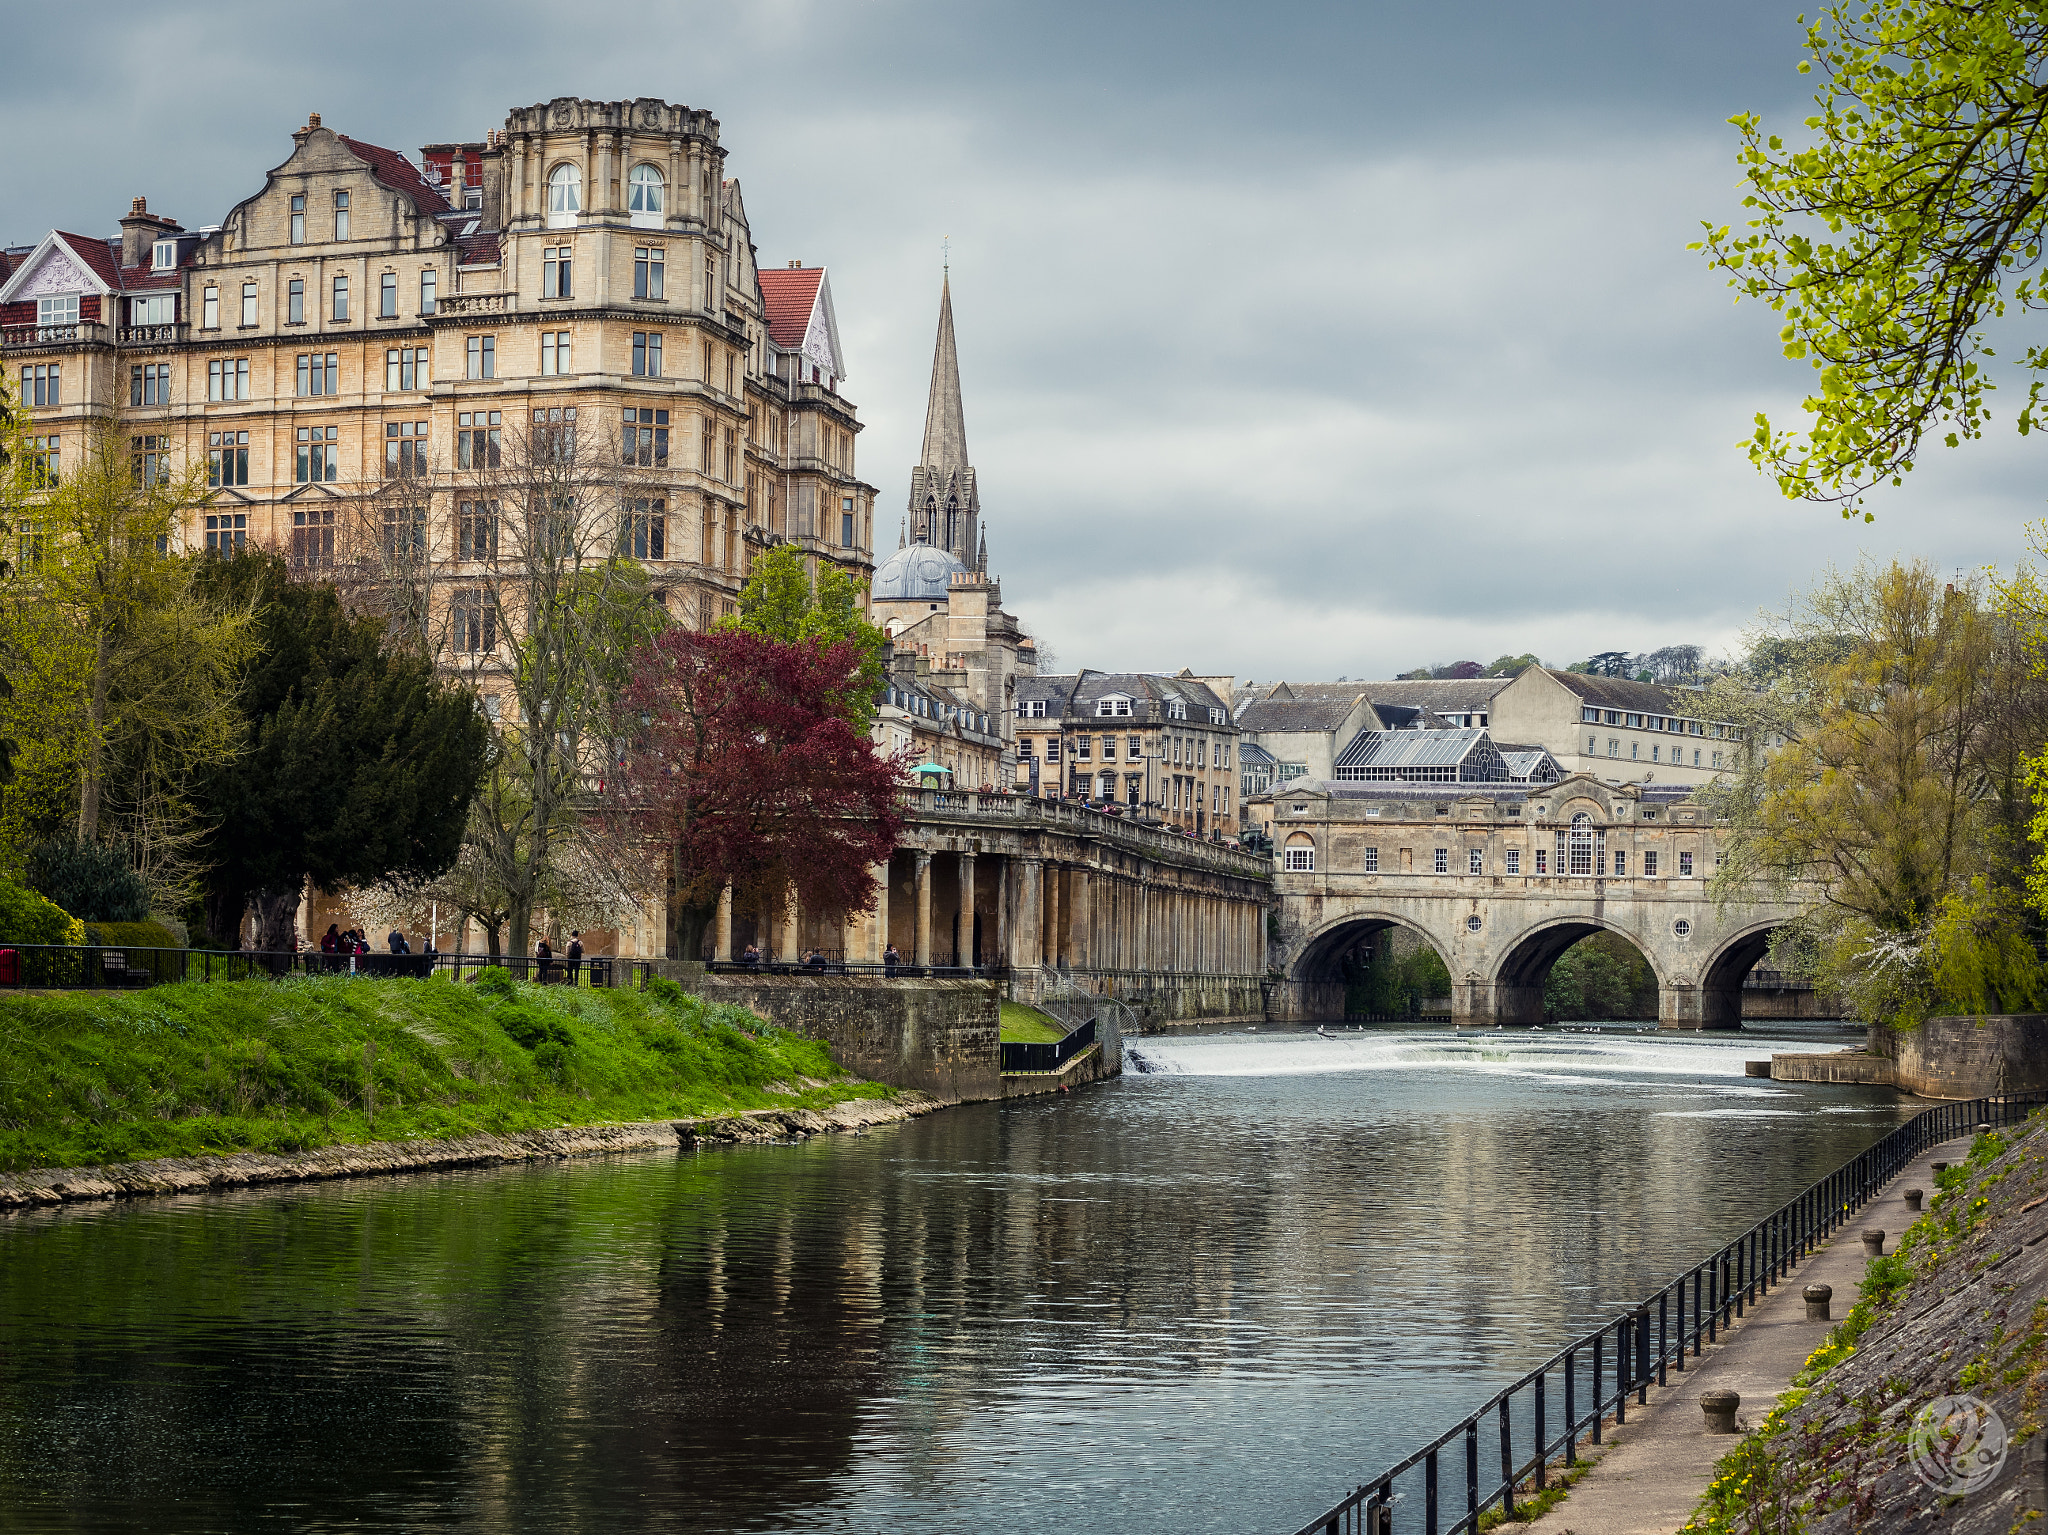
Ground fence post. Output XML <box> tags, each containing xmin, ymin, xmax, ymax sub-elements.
<box><xmin>1614</xmin><ymin>1319</ymin><xmax>1627</xmax><ymax>1424</ymax></box>
<box><xmin>1425</xmin><ymin>1447</ymin><xmax>1439</xmax><ymax>1535</ymax></box>
<box><xmin>1564</xmin><ymin>1348</ymin><xmax>1577</xmax><ymax>1464</ymax></box>
<box><xmin>1499</xmin><ymin>1400</ymin><xmax>1514</xmax><ymax>1516</ymax></box>
<box><xmin>1591</xmin><ymin>1333</ymin><xmax>1603</xmax><ymax>1444</ymax></box>
<box><xmin>1533</xmin><ymin>1371</ymin><xmax>1547</xmax><ymax>1486</ymax></box>
<box><xmin>1659</xmin><ymin>1291</ymin><xmax>1669</xmax><ymax>1386</ymax></box>
<box><xmin>1465</xmin><ymin>1419</ymin><xmax>1479</xmax><ymax>1527</ymax></box>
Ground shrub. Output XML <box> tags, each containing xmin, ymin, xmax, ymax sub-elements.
<box><xmin>472</xmin><ymin>966</ymin><xmax>516</xmax><ymax>998</ymax></box>
<box><xmin>0</xmin><ymin>880</ymin><xmax>83</xmax><ymax>946</ymax></box>
<box><xmin>27</xmin><ymin>837</ymin><xmax>149</xmax><ymax>924</ymax></box>
<box><xmin>81</xmin><ymin>921</ymin><xmax>181</xmax><ymax>951</ymax></box>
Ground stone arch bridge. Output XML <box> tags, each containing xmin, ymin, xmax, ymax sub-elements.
<box><xmin>1260</xmin><ymin>772</ymin><xmax>1811</xmax><ymax>1029</ymax></box>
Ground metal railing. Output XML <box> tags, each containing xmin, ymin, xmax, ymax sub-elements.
<box><xmin>1286</xmin><ymin>1090</ymin><xmax>2046</xmax><ymax>1535</ymax></box>
<box><xmin>1001</xmin><ymin>1017</ymin><xmax>1097</xmax><ymax>1073</ymax></box>
<box><xmin>0</xmin><ymin>944</ymin><xmax>624</xmax><ymax>989</ymax></box>
<box><xmin>694</xmin><ymin>957</ymin><xmax>1002</xmax><ymax>981</ymax></box>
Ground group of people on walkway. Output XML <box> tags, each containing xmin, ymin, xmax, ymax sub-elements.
<box><xmin>534</xmin><ymin>931</ymin><xmax>584</xmax><ymax>984</ymax></box>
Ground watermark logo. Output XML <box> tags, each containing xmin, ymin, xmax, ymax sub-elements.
<box><xmin>1909</xmin><ymin>1394</ymin><xmax>2009</xmax><ymax>1496</ymax></box>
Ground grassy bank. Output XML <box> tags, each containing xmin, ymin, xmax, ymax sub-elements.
<box><xmin>0</xmin><ymin>971</ymin><xmax>890</xmax><ymax>1173</ymax></box>
<box><xmin>999</xmin><ymin>1002</ymin><xmax>1066</xmax><ymax>1043</ymax></box>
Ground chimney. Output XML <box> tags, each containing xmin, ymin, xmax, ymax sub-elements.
<box><xmin>120</xmin><ymin>196</ymin><xmax>181</xmax><ymax>269</ymax></box>
<box><xmin>292</xmin><ymin>111</ymin><xmax>324</xmax><ymax>147</ymax></box>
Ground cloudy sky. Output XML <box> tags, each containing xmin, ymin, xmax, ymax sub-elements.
<box><xmin>5</xmin><ymin>1</ymin><xmax>2039</xmax><ymax>681</ymax></box>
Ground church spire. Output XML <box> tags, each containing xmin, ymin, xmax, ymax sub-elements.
<box><xmin>920</xmin><ymin>274</ymin><xmax>969</xmax><ymax>470</ymax></box>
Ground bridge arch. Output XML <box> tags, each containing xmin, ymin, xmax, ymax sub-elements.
<box><xmin>1289</xmin><ymin>910</ymin><xmax>1462</xmax><ymax>1016</ymax></box>
<box><xmin>1487</xmin><ymin>914</ymin><xmax>1669</xmax><ymax>1027</ymax></box>
<box><xmin>1697</xmin><ymin>918</ymin><xmax>1787</xmax><ymax>1029</ymax></box>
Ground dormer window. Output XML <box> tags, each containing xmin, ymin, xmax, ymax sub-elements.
<box><xmin>1167</xmin><ymin>700</ymin><xmax>1188</xmax><ymax>721</ymax></box>
<box><xmin>152</xmin><ymin>240</ymin><xmax>177</xmax><ymax>270</ymax></box>
<box><xmin>1095</xmin><ymin>696</ymin><xmax>1132</xmax><ymax>718</ymax></box>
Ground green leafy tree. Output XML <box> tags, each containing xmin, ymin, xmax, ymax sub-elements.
<box><xmin>189</xmin><ymin>551</ymin><xmax>488</xmax><ymax>950</ymax></box>
<box><xmin>726</xmin><ymin>543</ymin><xmax>887</xmax><ymax>721</ymax></box>
<box><xmin>1484</xmin><ymin>653</ymin><xmax>1541</xmax><ymax>677</ymax></box>
<box><xmin>1696</xmin><ymin>2</ymin><xmax>2048</xmax><ymax>516</ymax></box>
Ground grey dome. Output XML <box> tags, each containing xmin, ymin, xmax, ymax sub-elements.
<box><xmin>871</xmin><ymin>542</ymin><xmax>966</xmax><ymax>602</ymax></box>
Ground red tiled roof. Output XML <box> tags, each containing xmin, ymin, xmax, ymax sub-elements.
<box><xmin>338</xmin><ymin>135</ymin><xmax>451</xmax><ymax>215</ymax></box>
<box><xmin>54</xmin><ymin>232</ymin><xmax>122</xmax><ymax>290</ymax></box>
<box><xmin>758</xmin><ymin>266</ymin><xmax>822</xmax><ymax>349</ymax></box>
<box><xmin>118</xmin><ymin>264</ymin><xmax>184</xmax><ymax>290</ymax></box>
<box><xmin>456</xmin><ymin>229</ymin><xmax>501</xmax><ymax>266</ymax></box>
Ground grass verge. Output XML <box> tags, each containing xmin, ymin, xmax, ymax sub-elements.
<box><xmin>999</xmin><ymin>1002</ymin><xmax>1066</xmax><ymax>1043</ymax></box>
<box><xmin>0</xmin><ymin>969</ymin><xmax>890</xmax><ymax>1172</ymax></box>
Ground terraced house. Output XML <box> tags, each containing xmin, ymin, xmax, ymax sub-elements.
<box><xmin>0</xmin><ymin>98</ymin><xmax>877</xmax><ymax>696</ymax></box>
<box><xmin>1014</xmin><ymin>671</ymin><xmax>1241</xmax><ymax>838</ymax></box>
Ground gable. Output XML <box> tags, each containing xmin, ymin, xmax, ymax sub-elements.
<box><xmin>0</xmin><ymin>233</ymin><xmax>116</xmax><ymax>306</ymax></box>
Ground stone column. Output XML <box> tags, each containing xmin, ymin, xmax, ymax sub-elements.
<box><xmin>1045</xmin><ymin>864</ymin><xmax>1062</xmax><ymax>967</ymax></box>
<box><xmin>959</xmin><ymin>852</ymin><xmax>977</xmax><ymax>968</ymax></box>
<box><xmin>781</xmin><ymin>887</ymin><xmax>799</xmax><ymax>963</ymax></box>
<box><xmin>870</xmin><ymin>859</ymin><xmax>890</xmax><ymax>964</ymax></box>
<box><xmin>1012</xmin><ymin>858</ymin><xmax>1042</xmax><ymax>971</ymax></box>
<box><xmin>1070</xmin><ymin>870</ymin><xmax>1093</xmax><ymax>970</ymax></box>
<box><xmin>915</xmin><ymin>852</ymin><xmax>933</xmax><ymax>967</ymax></box>
<box><xmin>993</xmin><ymin>858</ymin><xmax>1009</xmax><ymax>969</ymax></box>
<box><xmin>715</xmin><ymin>881</ymin><xmax>733</xmax><ymax>962</ymax></box>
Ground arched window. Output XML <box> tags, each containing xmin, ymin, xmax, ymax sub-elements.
<box><xmin>1283</xmin><ymin>833</ymin><xmax>1315</xmax><ymax>872</ymax></box>
<box><xmin>547</xmin><ymin>163</ymin><xmax>582</xmax><ymax>226</ymax></box>
<box><xmin>1566</xmin><ymin>812</ymin><xmax>1597</xmax><ymax>876</ymax></box>
<box><xmin>945</xmin><ymin>496</ymin><xmax>959</xmax><ymax>551</ymax></box>
<box><xmin>628</xmin><ymin>164</ymin><xmax>665</xmax><ymax>225</ymax></box>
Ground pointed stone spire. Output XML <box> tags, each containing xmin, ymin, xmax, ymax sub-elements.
<box><xmin>920</xmin><ymin>275</ymin><xmax>970</xmax><ymax>470</ymax></box>
<box><xmin>898</xmin><ymin>516</ymin><xmax>907</xmax><ymax>550</ymax></box>
<box><xmin>976</xmin><ymin>527</ymin><xmax>987</xmax><ymax>573</ymax></box>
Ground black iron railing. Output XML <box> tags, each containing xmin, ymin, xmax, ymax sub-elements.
<box><xmin>699</xmin><ymin>958</ymin><xmax>1003</xmax><ymax>982</ymax></box>
<box><xmin>1287</xmin><ymin>1090</ymin><xmax>2046</xmax><ymax>1535</ymax></box>
<box><xmin>1000</xmin><ymin>1018</ymin><xmax>1097</xmax><ymax>1073</ymax></box>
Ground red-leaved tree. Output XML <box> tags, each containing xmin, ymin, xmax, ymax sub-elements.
<box><xmin>609</xmin><ymin>628</ymin><xmax>904</xmax><ymax>927</ymax></box>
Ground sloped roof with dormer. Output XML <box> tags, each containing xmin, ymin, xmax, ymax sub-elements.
<box><xmin>338</xmin><ymin>135</ymin><xmax>452</xmax><ymax>215</ymax></box>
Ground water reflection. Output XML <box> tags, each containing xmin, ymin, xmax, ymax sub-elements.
<box><xmin>0</xmin><ymin>1022</ymin><xmax>1909</xmax><ymax>1533</ymax></box>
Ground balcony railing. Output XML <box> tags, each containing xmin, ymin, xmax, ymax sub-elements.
<box><xmin>1</xmin><ymin>321</ymin><xmax>107</xmax><ymax>349</ymax></box>
<box><xmin>116</xmin><ymin>322</ymin><xmax>186</xmax><ymax>345</ymax></box>
<box><xmin>436</xmin><ymin>293</ymin><xmax>515</xmax><ymax>317</ymax></box>
<box><xmin>896</xmin><ymin>787</ymin><xmax>1270</xmax><ymax>876</ymax></box>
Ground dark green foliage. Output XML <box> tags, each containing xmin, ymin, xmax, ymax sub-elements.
<box><xmin>189</xmin><ymin>552</ymin><xmax>488</xmax><ymax>945</ymax></box>
<box><xmin>81</xmin><ymin>921</ymin><xmax>180</xmax><ymax>950</ymax></box>
<box><xmin>0</xmin><ymin>878</ymin><xmax>76</xmax><ymax>944</ymax></box>
<box><xmin>28</xmin><ymin>835</ymin><xmax>148</xmax><ymax>922</ymax></box>
<box><xmin>1344</xmin><ymin>931</ymin><xmax>1452</xmax><ymax>1015</ymax></box>
<box><xmin>0</xmin><ymin>975</ymin><xmax>886</xmax><ymax>1172</ymax></box>
<box><xmin>1544</xmin><ymin>932</ymin><xmax>1658</xmax><ymax>1020</ymax></box>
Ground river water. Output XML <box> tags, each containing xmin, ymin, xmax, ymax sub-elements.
<box><xmin>0</xmin><ymin>1021</ymin><xmax>1910</xmax><ymax>1534</ymax></box>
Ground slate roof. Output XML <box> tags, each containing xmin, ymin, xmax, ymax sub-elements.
<box><xmin>1238</xmin><ymin>740</ymin><xmax>1279</xmax><ymax>766</ymax></box>
<box><xmin>758</xmin><ymin>266</ymin><xmax>824</xmax><ymax>349</ymax></box>
<box><xmin>1019</xmin><ymin>671</ymin><xmax>1232</xmax><ymax>722</ymax></box>
<box><xmin>1360</xmin><ymin>677</ymin><xmax>1515</xmax><ymax>715</ymax></box>
<box><xmin>1234</xmin><ymin>691</ymin><xmax>1371</xmax><ymax>734</ymax></box>
<box><xmin>1542</xmin><ymin>668</ymin><xmax>1688</xmax><ymax>713</ymax></box>
<box><xmin>338</xmin><ymin>136</ymin><xmax>451</xmax><ymax>215</ymax></box>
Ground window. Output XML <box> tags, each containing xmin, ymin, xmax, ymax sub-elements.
<box><xmin>333</xmin><ymin>190</ymin><xmax>350</xmax><ymax>241</ymax></box>
<box><xmin>1468</xmin><ymin>848</ymin><xmax>1483</xmax><ymax>875</ymax></box>
<box><xmin>294</xmin><ymin>424</ymin><xmax>338</xmax><ymax>483</ymax></box>
<box><xmin>331</xmin><ymin>273</ymin><xmax>349</xmax><ymax>321</ymax></box>
<box><xmin>385</xmin><ymin>420</ymin><xmax>429</xmax><ymax>477</ymax></box>
<box><xmin>1614</xmin><ymin>850</ymin><xmax>1628</xmax><ymax>876</ymax></box>
<box><xmin>204</xmin><ymin>511</ymin><xmax>246</xmax><ymax>553</ymax></box>
<box><xmin>290</xmin><ymin>194</ymin><xmax>306</xmax><ymax>245</ymax></box>
<box><xmin>466</xmin><ymin>335</ymin><xmax>495</xmax><ymax>379</ymax></box>
<box><xmin>457</xmin><ymin>500</ymin><xmax>498</xmax><ymax>562</ymax></box>
<box><xmin>1679</xmin><ymin>851</ymin><xmax>1694</xmax><ymax>877</ymax></box>
<box><xmin>130</xmin><ymin>294</ymin><xmax>175</xmax><ymax>326</ymax></box>
<box><xmin>296</xmin><ymin>352</ymin><xmax>339</xmax><ymax>396</ymax></box>
<box><xmin>1100</xmin><ymin>735</ymin><xmax>1116</xmax><ymax>761</ymax></box>
<box><xmin>1644</xmin><ymin>850</ymin><xmax>1658</xmax><ymax>877</ymax></box>
<box><xmin>1167</xmin><ymin>700</ymin><xmax>1188</xmax><ymax>721</ymax></box>
<box><xmin>631</xmin><ymin>331</ymin><xmax>662</xmax><ymax>377</ymax></box>
<box><xmin>1535</xmin><ymin>847</ymin><xmax>1548</xmax><ymax>874</ymax></box>
<box><xmin>28</xmin><ymin>435</ymin><xmax>58</xmax><ymax>487</ymax></box>
<box><xmin>1711</xmin><ymin>751</ymin><xmax>1723</xmax><ymax>770</ymax></box>
<box><xmin>23</xmin><ymin>364</ymin><xmax>60</xmax><ymax>406</ymax></box>
<box><xmin>1692</xmin><ymin>749</ymin><xmax>1701</xmax><ymax>767</ymax></box>
<box><xmin>129</xmin><ymin>435</ymin><xmax>169</xmax><ymax>486</ymax></box>
<box><xmin>621</xmin><ymin>498</ymin><xmax>666</xmax><ymax>560</ymax></box>
<box><xmin>1283</xmin><ymin>839</ymin><xmax>1315</xmax><ymax>872</ymax></box>
<box><xmin>1567</xmin><ymin>813</ymin><xmax>1596</xmax><ymax>876</ymax></box>
<box><xmin>1606</xmin><ymin>739</ymin><xmax>1618</xmax><ymax>757</ymax></box>
<box><xmin>1433</xmin><ymin>847</ymin><xmax>1449</xmax><ymax>874</ymax></box>
<box><xmin>241</xmin><ymin>281</ymin><xmax>258</xmax><ymax>327</ymax></box>
<box><xmin>288</xmin><ymin>278</ymin><xmax>305</xmax><ymax>324</ymax></box>
<box><xmin>621</xmin><ymin>408</ymin><xmax>669</xmax><ymax>466</ymax></box>
<box><xmin>420</xmin><ymin>269</ymin><xmax>436</xmax><ymax>316</ymax></box>
<box><xmin>1077</xmin><ymin>736</ymin><xmax>1092</xmax><ymax>760</ymax></box>
<box><xmin>1631</xmin><ymin>742</ymin><xmax>1639</xmax><ymax>760</ymax></box>
<box><xmin>1046</xmin><ymin>738</ymin><xmax>1060</xmax><ymax>762</ymax></box>
<box><xmin>380</xmin><ymin>272</ymin><xmax>398</xmax><ymax>317</ymax></box>
<box><xmin>724</xmin><ymin>429</ymin><xmax>736</xmax><ymax>481</ymax></box>
<box><xmin>628</xmin><ymin>164</ymin><xmax>665</xmax><ymax>224</ymax></box>
<box><xmin>531</xmin><ymin>405</ymin><xmax>577</xmax><ymax>463</ymax></box>
<box><xmin>288</xmin><ymin>505</ymin><xmax>332</xmax><ymax>568</ymax></box>
<box><xmin>1096</xmin><ymin>697</ymin><xmax>1132</xmax><ymax>717</ymax></box>
<box><xmin>1364</xmin><ymin>847</ymin><xmax>1379</xmax><ymax>873</ymax></box>
<box><xmin>634</xmin><ymin>246</ymin><xmax>665</xmax><ymax>298</ymax></box>
<box><xmin>542</xmin><ymin>245</ymin><xmax>573</xmax><ymax>299</ymax></box>
<box><xmin>1673</xmin><ymin>918</ymin><xmax>1692</xmax><ymax>939</ymax></box>
<box><xmin>1505</xmin><ymin>849</ymin><xmax>1520</xmax><ymax>875</ymax></box>
<box><xmin>701</xmin><ymin>419</ymin><xmax>716</xmax><ymax>477</ymax></box>
<box><xmin>153</xmin><ymin>238</ymin><xmax>177</xmax><ymax>270</ymax></box>
<box><xmin>842</xmin><ymin>497</ymin><xmax>855</xmax><ymax>546</ymax></box>
<box><xmin>547</xmin><ymin>164</ymin><xmax>581</xmax><ymax>225</ymax></box>
<box><xmin>541</xmin><ymin>330</ymin><xmax>573</xmax><ymax>375</ymax></box>
<box><xmin>385</xmin><ymin>346</ymin><xmax>428</xmax><ymax>391</ymax></box>
<box><xmin>1586</xmin><ymin>735</ymin><xmax>1597</xmax><ymax>755</ymax></box>
<box><xmin>381</xmin><ymin>500</ymin><xmax>426</xmax><ymax>559</ymax></box>
<box><xmin>1652</xmin><ymin>745</ymin><xmax>1661</xmax><ymax>763</ymax></box>
<box><xmin>202</xmin><ymin>285</ymin><xmax>219</xmax><ymax>328</ymax></box>
<box><xmin>1023</xmin><ymin>700</ymin><xmax>1046</xmax><ymax>718</ymax></box>
<box><xmin>458</xmin><ymin>411</ymin><xmax>501</xmax><ymax>469</ymax></box>
<box><xmin>208</xmin><ymin>430</ymin><xmax>249</xmax><ymax>487</ymax></box>
<box><xmin>129</xmin><ymin>362</ymin><xmax>169</xmax><ymax>407</ymax></box>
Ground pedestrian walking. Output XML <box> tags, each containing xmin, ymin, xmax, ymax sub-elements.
<box><xmin>883</xmin><ymin>942</ymin><xmax>900</xmax><ymax>978</ymax></box>
<box><xmin>566</xmin><ymin>931</ymin><xmax>583</xmax><ymax>986</ymax></box>
<box><xmin>536</xmin><ymin>935</ymin><xmax>553</xmax><ymax>984</ymax></box>
<box><xmin>388</xmin><ymin>928</ymin><xmax>410</xmax><ymax>955</ymax></box>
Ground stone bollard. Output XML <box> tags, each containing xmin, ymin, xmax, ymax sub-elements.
<box><xmin>1979</xmin><ymin>1123</ymin><xmax>1993</xmax><ymax>1136</ymax></box>
<box><xmin>1933</xmin><ymin>1161</ymin><xmax>1950</xmax><ymax>1177</ymax></box>
<box><xmin>1862</xmin><ymin>1229</ymin><xmax>1886</xmax><ymax>1257</ymax></box>
<box><xmin>1701</xmin><ymin>1389</ymin><xmax>1741</xmax><ymax>1434</ymax></box>
<box><xmin>1905</xmin><ymin>1188</ymin><xmax>1924</xmax><ymax>1211</ymax></box>
<box><xmin>1804</xmin><ymin>1283</ymin><xmax>1833</xmax><ymax>1322</ymax></box>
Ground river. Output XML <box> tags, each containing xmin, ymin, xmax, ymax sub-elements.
<box><xmin>0</xmin><ymin>1020</ymin><xmax>1910</xmax><ymax>1534</ymax></box>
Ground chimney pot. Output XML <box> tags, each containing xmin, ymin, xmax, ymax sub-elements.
<box><xmin>130</xmin><ymin>197</ymin><xmax>147</xmax><ymax>216</ymax></box>
<box><xmin>788</xmin><ymin>259</ymin><xmax>801</xmax><ymax>268</ymax></box>
<box><xmin>308</xmin><ymin>111</ymin><xmax>321</xmax><ymax>129</ymax></box>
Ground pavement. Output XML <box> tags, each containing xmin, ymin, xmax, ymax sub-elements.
<box><xmin>1516</xmin><ymin>1135</ymin><xmax>1958</xmax><ymax>1535</ymax></box>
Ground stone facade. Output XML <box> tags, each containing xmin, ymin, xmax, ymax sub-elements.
<box><xmin>1</xmin><ymin>100</ymin><xmax>876</xmax><ymax>635</ymax></box>
<box><xmin>1014</xmin><ymin>670</ymin><xmax>1242</xmax><ymax>837</ymax></box>
<box><xmin>1261</xmin><ymin>771</ymin><xmax>1803</xmax><ymax>1028</ymax></box>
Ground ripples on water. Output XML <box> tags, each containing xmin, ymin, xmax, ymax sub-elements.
<box><xmin>0</xmin><ymin>1021</ymin><xmax>1908</xmax><ymax>1533</ymax></box>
